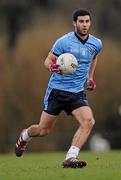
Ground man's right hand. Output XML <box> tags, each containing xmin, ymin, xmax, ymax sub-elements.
<box><xmin>49</xmin><ymin>63</ymin><xmax>62</xmax><ymax>74</ymax></box>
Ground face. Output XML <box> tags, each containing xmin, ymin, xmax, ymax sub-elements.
<box><xmin>73</xmin><ymin>15</ymin><xmax>91</xmax><ymax>37</ymax></box>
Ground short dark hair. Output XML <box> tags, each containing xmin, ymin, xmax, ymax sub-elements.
<box><xmin>72</xmin><ymin>8</ymin><xmax>91</xmax><ymax>22</ymax></box>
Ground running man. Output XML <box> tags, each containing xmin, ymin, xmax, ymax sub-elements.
<box><xmin>15</xmin><ymin>8</ymin><xmax>102</xmax><ymax>168</ymax></box>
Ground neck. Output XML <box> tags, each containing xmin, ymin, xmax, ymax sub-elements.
<box><xmin>74</xmin><ymin>32</ymin><xmax>89</xmax><ymax>44</ymax></box>
<box><xmin>76</xmin><ymin>31</ymin><xmax>88</xmax><ymax>40</ymax></box>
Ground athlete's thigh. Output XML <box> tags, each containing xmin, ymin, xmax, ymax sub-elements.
<box><xmin>38</xmin><ymin>111</ymin><xmax>58</xmax><ymax>129</ymax></box>
<box><xmin>72</xmin><ymin>106</ymin><xmax>94</xmax><ymax>123</ymax></box>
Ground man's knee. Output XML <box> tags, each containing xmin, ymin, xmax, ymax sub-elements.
<box><xmin>39</xmin><ymin>127</ymin><xmax>51</xmax><ymax>136</ymax></box>
<box><xmin>85</xmin><ymin>117</ymin><xmax>95</xmax><ymax>129</ymax></box>
<box><xmin>79</xmin><ymin>117</ymin><xmax>95</xmax><ymax>130</ymax></box>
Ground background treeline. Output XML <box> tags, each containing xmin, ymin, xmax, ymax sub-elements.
<box><xmin>0</xmin><ymin>0</ymin><xmax>121</xmax><ymax>152</ymax></box>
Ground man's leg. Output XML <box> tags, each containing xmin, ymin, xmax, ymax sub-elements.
<box><xmin>71</xmin><ymin>106</ymin><xmax>95</xmax><ymax>148</ymax></box>
<box><xmin>15</xmin><ymin>111</ymin><xmax>58</xmax><ymax>157</ymax></box>
<box><xmin>63</xmin><ymin>106</ymin><xmax>95</xmax><ymax>168</ymax></box>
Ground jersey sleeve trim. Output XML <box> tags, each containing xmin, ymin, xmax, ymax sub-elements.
<box><xmin>51</xmin><ymin>51</ymin><xmax>60</xmax><ymax>57</ymax></box>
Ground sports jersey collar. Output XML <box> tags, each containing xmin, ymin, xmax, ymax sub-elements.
<box><xmin>74</xmin><ymin>32</ymin><xmax>89</xmax><ymax>44</ymax></box>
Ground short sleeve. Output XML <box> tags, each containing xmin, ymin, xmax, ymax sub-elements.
<box><xmin>94</xmin><ymin>39</ymin><xmax>103</xmax><ymax>59</ymax></box>
<box><xmin>97</xmin><ymin>39</ymin><xmax>103</xmax><ymax>54</ymax></box>
<box><xmin>51</xmin><ymin>37</ymin><xmax>65</xmax><ymax>56</ymax></box>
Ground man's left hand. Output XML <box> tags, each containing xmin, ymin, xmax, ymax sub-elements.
<box><xmin>85</xmin><ymin>79</ymin><xmax>96</xmax><ymax>91</ymax></box>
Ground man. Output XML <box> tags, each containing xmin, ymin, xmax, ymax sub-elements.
<box><xmin>15</xmin><ymin>8</ymin><xmax>102</xmax><ymax>168</ymax></box>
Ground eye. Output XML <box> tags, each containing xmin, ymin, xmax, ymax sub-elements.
<box><xmin>86</xmin><ymin>20</ymin><xmax>90</xmax><ymax>23</ymax></box>
<box><xmin>79</xmin><ymin>20</ymin><xmax>84</xmax><ymax>23</ymax></box>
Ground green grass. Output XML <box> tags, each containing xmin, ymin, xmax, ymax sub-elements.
<box><xmin>0</xmin><ymin>151</ymin><xmax>121</xmax><ymax>180</ymax></box>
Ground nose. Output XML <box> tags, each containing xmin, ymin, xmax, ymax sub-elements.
<box><xmin>83</xmin><ymin>22</ymin><xmax>87</xmax><ymax>27</ymax></box>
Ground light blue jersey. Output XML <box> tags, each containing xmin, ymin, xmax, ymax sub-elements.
<box><xmin>48</xmin><ymin>32</ymin><xmax>102</xmax><ymax>93</ymax></box>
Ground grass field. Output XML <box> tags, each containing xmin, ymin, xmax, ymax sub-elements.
<box><xmin>0</xmin><ymin>151</ymin><xmax>121</xmax><ymax>180</ymax></box>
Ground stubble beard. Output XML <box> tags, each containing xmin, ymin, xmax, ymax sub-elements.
<box><xmin>77</xmin><ymin>27</ymin><xmax>89</xmax><ymax>37</ymax></box>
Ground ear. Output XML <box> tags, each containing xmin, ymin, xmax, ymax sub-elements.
<box><xmin>72</xmin><ymin>21</ymin><xmax>76</xmax><ymax>27</ymax></box>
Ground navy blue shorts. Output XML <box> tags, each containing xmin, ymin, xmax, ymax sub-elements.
<box><xmin>43</xmin><ymin>88</ymin><xmax>89</xmax><ymax>116</ymax></box>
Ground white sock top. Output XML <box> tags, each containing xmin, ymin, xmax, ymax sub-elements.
<box><xmin>22</xmin><ymin>129</ymin><xmax>31</xmax><ymax>141</ymax></box>
<box><xmin>65</xmin><ymin>145</ymin><xmax>80</xmax><ymax>160</ymax></box>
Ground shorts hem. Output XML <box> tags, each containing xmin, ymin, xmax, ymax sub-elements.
<box><xmin>43</xmin><ymin>110</ymin><xmax>59</xmax><ymax>116</ymax></box>
<box><xmin>69</xmin><ymin>104</ymin><xmax>89</xmax><ymax>114</ymax></box>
